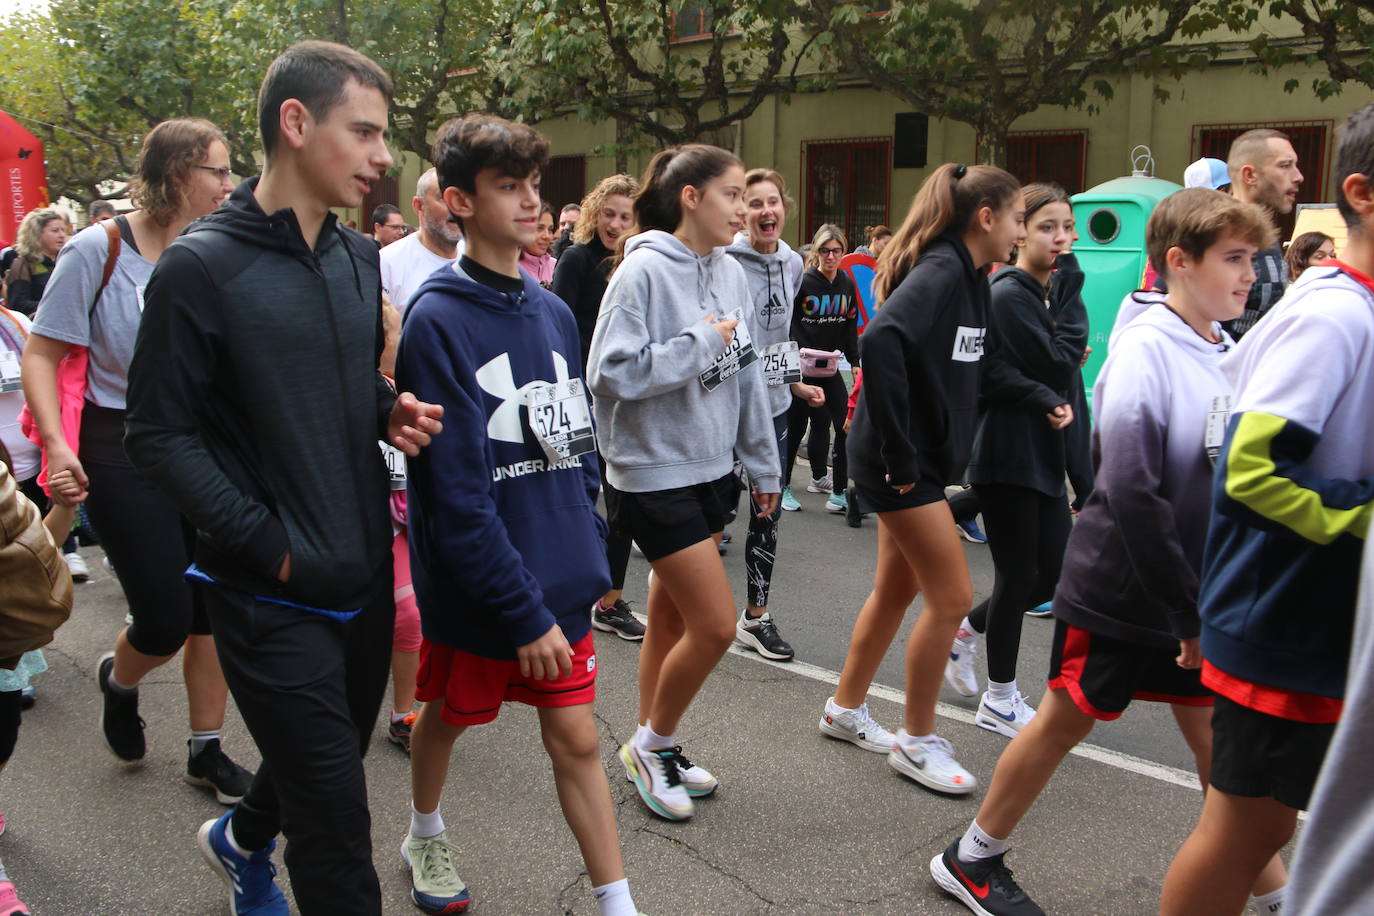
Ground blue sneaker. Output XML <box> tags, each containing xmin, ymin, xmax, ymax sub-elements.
<box><xmin>1026</xmin><ymin>601</ymin><xmax>1054</xmax><ymax>618</ymax></box>
<box><xmin>197</xmin><ymin>813</ymin><xmax>288</xmax><ymax>915</ymax></box>
<box><xmin>956</xmin><ymin>519</ymin><xmax>988</xmax><ymax>544</ymax></box>
<box><xmin>781</xmin><ymin>487</ymin><xmax>801</xmax><ymax>512</ymax></box>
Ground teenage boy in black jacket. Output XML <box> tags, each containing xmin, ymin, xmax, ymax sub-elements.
<box><xmin>125</xmin><ymin>41</ymin><xmax>443</xmax><ymax>916</ymax></box>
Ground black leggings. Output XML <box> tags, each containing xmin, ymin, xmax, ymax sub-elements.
<box><xmin>967</xmin><ymin>483</ymin><xmax>1072</xmax><ymax>684</ymax></box>
<box><xmin>0</xmin><ymin>690</ymin><xmax>19</xmax><ymax>766</ymax></box>
<box><xmin>745</xmin><ymin>412</ymin><xmax>788</xmax><ymax>608</ymax></box>
<box><xmin>785</xmin><ymin>373</ymin><xmax>848</xmax><ymax>491</ymax></box>
<box><xmin>597</xmin><ymin>454</ymin><xmax>631</xmax><ymax>592</ymax></box>
<box><xmin>80</xmin><ymin>406</ymin><xmax>208</xmax><ymax>657</ymax></box>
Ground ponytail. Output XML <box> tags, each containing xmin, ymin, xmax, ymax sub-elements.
<box><xmin>873</xmin><ymin>163</ymin><xmax>1021</xmax><ymax>303</ymax></box>
<box><xmin>633</xmin><ymin>144</ymin><xmax>742</xmax><ymax>236</ymax></box>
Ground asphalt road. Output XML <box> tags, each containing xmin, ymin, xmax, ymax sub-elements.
<box><xmin>6</xmin><ymin>459</ymin><xmax>1251</xmax><ymax>914</ymax></box>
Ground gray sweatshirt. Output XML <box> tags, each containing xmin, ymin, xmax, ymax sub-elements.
<box><xmin>1287</xmin><ymin>535</ymin><xmax>1374</xmax><ymax>914</ymax></box>
<box><xmin>587</xmin><ymin>230</ymin><xmax>781</xmax><ymax>494</ymax></box>
<box><xmin>725</xmin><ymin>232</ymin><xmax>803</xmax><ymax>417</ymax></box>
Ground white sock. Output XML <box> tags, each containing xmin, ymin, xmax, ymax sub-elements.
<box><xmin>106</xmin><ymin>668</ymin><xmax>137</xmax><ymax>694</ymax></box>
<box><xmin>390</xmin><ymin>710</ymin><xmax>410</xmax><ymax>723</ymax></box>
<box><xmin>409</xmin><ymin>803</ymin><xmax>444</xmax><ymax>839</ymax></box>
<box><xmin>958</xmin><ymin>820</ymin><xmax>1010</xmax><ymax>862</ymax></box>
<box><xmin>956</xmin><ymin>617</ymin><xmax>977</xmax><ymax>641</ymax></box>
<box><xmin>190</xmin><ymin>729</ymin><xmax>220</xmax><ymax>756</ymax></box>
<box><xmin>224</xmin><ymin>819</ymin><xmax>254</xmax><ymax>858</ymax></box>
<box><xmin>1250</xmin><ymin>887</ymin><xmax>1285</xmax><ymax>913</ymax></box>
<box><xmin>826</xmin><ymin>696</ymin><xmax>856</xmax><ymax>714</ymax></box>
<box><xmin>637</xmin><ymin>722</ymin><xmax>674</xmax><ymax>751</ymax></box>
<box><xmin>593</xmin><ymin>878</ymin><xmax>635</xmax><ymax>916</ymax></box>
<box><xmin>897</xmin><ymin>729</ymin><xmax>935</xmax><ymax>749</ymax></box>
<box><xmin>986</xmin><ymin>679</ymin><xmax>1017</xmax><ymax>703</ymax></box>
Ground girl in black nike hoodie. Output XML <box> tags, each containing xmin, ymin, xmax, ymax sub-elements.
<box><xmin>822</xmin><ymin>163</ymin><xmax>1024</xmax><ymax>796</ymax></box>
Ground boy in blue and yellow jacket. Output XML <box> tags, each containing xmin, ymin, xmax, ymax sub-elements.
<box><xmin>1163</xmin><ymin>103</ymin><xmax>1374</xmax><ymax>916</ymax></box>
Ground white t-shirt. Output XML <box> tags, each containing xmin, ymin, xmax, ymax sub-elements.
<box><xmin>380</xmin><ymin>232</ymin><xmax>459</xmax><ymax>314</ymax></box>
<box><xmin>0</xmin><ymin>308</ymin><xmax>41</xmax><ymax>481</ymax></box>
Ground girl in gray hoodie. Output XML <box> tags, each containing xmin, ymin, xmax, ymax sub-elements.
<box><xmin>587</xmin><ymin>145</ymin><xmax>780</xmax><ymax>823</ymax></box>
<box><xmin>724</xmin><ymin>168</ymin><xmax>824</xmax><ymax>663</ymax></box>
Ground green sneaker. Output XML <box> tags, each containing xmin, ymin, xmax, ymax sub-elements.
<box><xmin>401</xmin><ymin>831</ymin><xmax>472</xmax><ymax>914</ymax></box>
<box><xmin>826</xmin><ymin>492</ymin><xmax>848</xmax><ymax>513</ymax></box>
<box><xmin>781</xmin><ymin>486</ymin><xmax>801</xmax><ymax>512</ymax></box>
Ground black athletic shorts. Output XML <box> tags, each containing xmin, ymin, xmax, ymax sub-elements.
<box><xmin>1209</xmin><ymin>694</ymin><xmax>1336</xmax><ymax>811</ymax></box>
<box><xmin>604</xmin><ymin>473</ymin><xmax>741</xmax><ymax>562</ymax></box>
<box><xmin>852</xmin><ymin>478</ymin><xmax>946</xmax><ymax>514</ymax></box>
<box><xmin>1046</xmin><ymin>619</ymin><xmax>1212</xmax><ymax>721</ymax></box>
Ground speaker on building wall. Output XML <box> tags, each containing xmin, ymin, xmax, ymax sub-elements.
<box><xmin>893</xmin><ymin>113</ymin><xmax>928</xmax><ymax>169</ymax></box>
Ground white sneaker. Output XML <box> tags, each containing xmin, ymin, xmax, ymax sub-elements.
<box><xmin>807</xmin><ymin>473</ymin><xmax>833</xmax><ymax>493</ymax></box>
<box><xmin>64</xmin><ymin>551</ymin><xmax>90</xmax><ymax>582</ymax></box>
<box><xmin>945</xmin><ymin>628</ymin><xmax>979</xmax><ymax>697</ymax></box>
<box><xmin>819</xmin><ymin>697</ymin><xmax>896</xmax><ymax>753</ymax></box>
<box><xmin>976</xmin><ymin>690</ymin><xmax>1037</xmax><ymax>738</ymax></box>
<box><xmin>674</xmin><ymin>747</ymin><xmax>718</xmax><ymax>797</ymax></box>
<box><xmin>888</xmin><ymin>731</ymin><xmax>977</xmax><ymax>794</ymax></box>
<box><xmin>619</xmin><ymin>742</ymin><xmax>693</xmax><ymax>820</ymax></box>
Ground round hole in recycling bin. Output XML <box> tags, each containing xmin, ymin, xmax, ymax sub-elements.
<box><xmin>1088</xmin><ymin>208</ymin><xmax>1121</xmax><ymax>245</ymax></box>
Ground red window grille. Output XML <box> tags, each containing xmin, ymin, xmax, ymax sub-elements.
<box><xmin>803</xmin><ymin>137</ymin><xmax>891</xmax><ymax>252</ymax></box>
<box><xmin>1192</xmin><ymin>120</ymin><xmax>1332</xmax><ymax>241</ymax></box>
<box><xmin>541</xmin><ymin>155</ymin><xmax>587</xmax><ymax>214</ymax></box>
<box><xmin>1005</xmin><ymin>130</ymin><xmax>1088</xmax><ymax>194</ymax></box>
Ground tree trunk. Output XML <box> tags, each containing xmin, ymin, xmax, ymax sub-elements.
<box><xmin>614</xmin><ymin>114</ymin><xmax>631</xmax><ymax>174</ymax></box>
<box><xmin>974</xmin><ymin>115</ymin><xmax>1013</xmax><ymax>168</ymax></box>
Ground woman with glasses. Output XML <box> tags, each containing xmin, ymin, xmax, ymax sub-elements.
<box><xmin>21</xmin><ymin>119</ymin><xmax>253</xmax><ymax>803</ymax></box>
<box><xmin>783</xmin><ymin>223</ymin><xmax>859</xmax><ymax>515</ymax></box>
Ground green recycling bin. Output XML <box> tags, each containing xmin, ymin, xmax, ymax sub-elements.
<box><xmin>1071</xmin><ymin>174</ymin><xmax>1182</xmax><ymax>400</ymax></box>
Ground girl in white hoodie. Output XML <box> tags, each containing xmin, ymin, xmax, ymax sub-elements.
<box><xmin>588</xmin><ymin>144</ymin><xmax>780</xmax><ymax>822</ymax></box>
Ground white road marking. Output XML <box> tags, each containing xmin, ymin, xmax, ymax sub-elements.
<box><xmin>724</xmin><ymin>643</ymin><xmax>1206</xmax><ymax>792</ymax></box>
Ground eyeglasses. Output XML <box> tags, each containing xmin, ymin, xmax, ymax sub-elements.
<box><xmin>194</xmin><ymin>165</ymin><xmax>233</xmax><ymax>181</ymax></box>
<box><xmin>818</xmin><ymin>247</ymin><xmax>844</xmax><ymax>257</ymax></box>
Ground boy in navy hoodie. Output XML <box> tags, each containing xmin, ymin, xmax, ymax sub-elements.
<box><xmin>394</xmin><ymin>114</ymin><xmax>639</xmax><ymax>916</ymax></box>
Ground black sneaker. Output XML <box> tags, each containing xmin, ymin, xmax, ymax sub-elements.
<box><xmin>735</xmin><ymin>611</ymin><xmax>795</xmax><ymax>661</ymax></box>
<box><xmin>388</xmin><ymin>712</ymin><xmax>416</xmax><ymax>753</ymax></box>
<box><xmin>930</xmin><ymin>840</ymin><xmax>1044</xmax><ymax>916</ymax></box>
<box><xmin>96</xmin><ymin>652</ymin><xmax>145</xmax><ymax>761</ymax></box>
<box><xmin>185</xmin><ymin>739</ymin><xmax>254</xmax><ymax>805</ymax></box>
<box><xmin>845</xmin><ymin>486</ymin><xmax>862</xmax><ymax>528</ymax></box>
<box><xmin>591</xmin><ymin>600</ymin><xmax>646</xmax><ymax>641</ymax></box>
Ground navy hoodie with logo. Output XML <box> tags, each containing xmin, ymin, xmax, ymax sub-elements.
<box><xmin>397</xmin><ymin>263</ymin><xmax>611</xmax><ymax>660</ymax></box>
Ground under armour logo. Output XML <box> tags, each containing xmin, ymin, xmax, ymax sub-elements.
<box><xmin>474</xmin><ymin>350</ymin><xmax>570</xmax><ymax>444</ymax></box>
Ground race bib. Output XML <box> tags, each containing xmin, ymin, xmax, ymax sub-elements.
<box><xmin>699</xmin><ymin>310</ymin><xmax>758</xmax><ymax>391</ymax></box>
<box><xmin>527</xmin><ymin>377</ymin><xmax>596</xmax><ymax>463</ymax></box>
<box><xmin>1205</xmin><ymin>394</ymin><xmax>1232</xmax><ymax>466</ymax></box>
<box><xmin>761</xmin><ymin>340</ymin><xmax>801</xmax><ymax>387</ymax></box>
<box><xmin>0</xmin><ymin>350</ymin><xmax>20</xmax><ymax>393</ymax></box>
<box><xmin>379</xmin><ymin>441</ymin><xmax>407</xmax><ymax>490</ymax></box>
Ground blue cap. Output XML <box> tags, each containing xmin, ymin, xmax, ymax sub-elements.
<box><xmin>1183</xmin><ymin>158</ymin><xmax>1231</xmax><ymax>191</ymax></box>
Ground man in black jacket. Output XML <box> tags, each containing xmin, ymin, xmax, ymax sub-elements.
<box><xmin>125</xmin><ymin>41</ymin><xmax>442</xmax><ymax>916</ymax></box>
